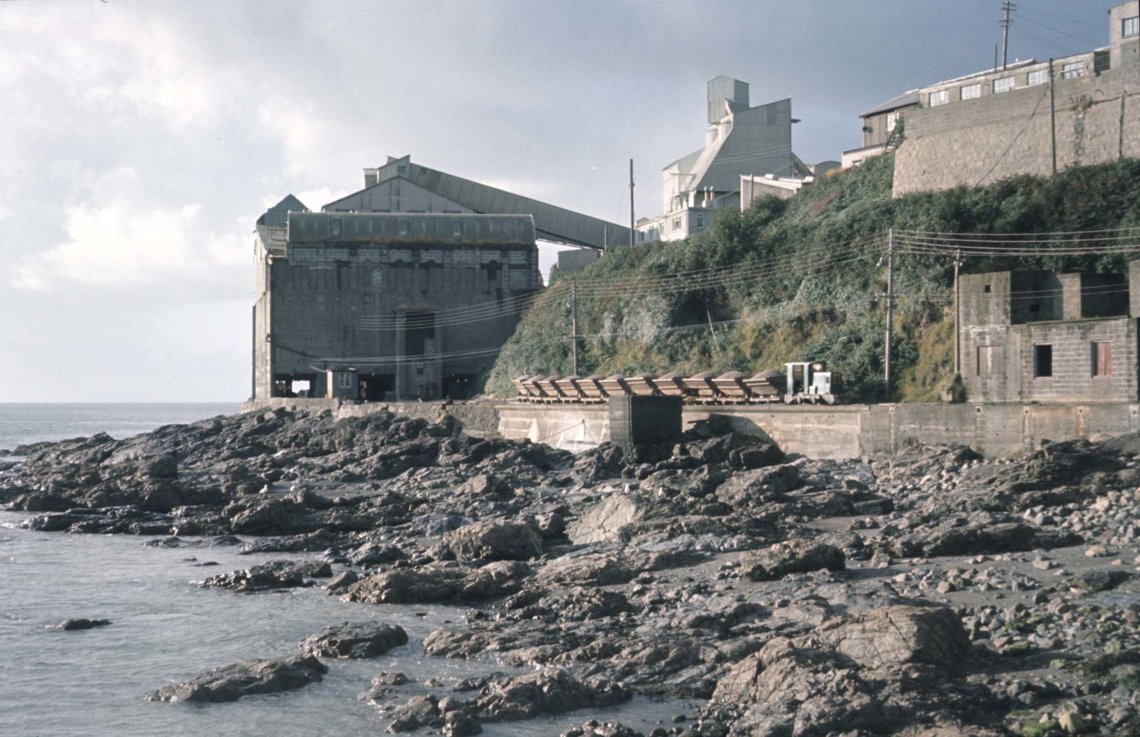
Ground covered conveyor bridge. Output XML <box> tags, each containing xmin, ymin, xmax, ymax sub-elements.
<box><xmin>325</xmin><ymin>155</ymin><xmax>629</xmax><ymax>251</ymax></box>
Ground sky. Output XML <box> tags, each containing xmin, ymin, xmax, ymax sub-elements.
<box><xmin>0</xmin><ymin>0</ymin><xmax>1126</xmax><ymax>402</ymax></box>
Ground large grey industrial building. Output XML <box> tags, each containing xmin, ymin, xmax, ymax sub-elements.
<box><xmin>252</xmin><ymin>158</ymin><xmax>627</xmax><ymax>402</ymax></box>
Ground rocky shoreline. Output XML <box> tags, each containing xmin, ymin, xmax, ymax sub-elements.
<box><xmin>2</xmin><ymin>407</ymin><xmax>1139</xmax><ymax>736</ymax></box>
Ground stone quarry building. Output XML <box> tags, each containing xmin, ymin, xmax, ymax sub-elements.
<box><xmin>844</xmin><ymin>1</ymin><xmax>1140</xmax><ymax>195</ymax></box>
<box><xmin>961</xmin><ymin>262</ymin><xmax>1140</xmax><ymax>403</ymax></box>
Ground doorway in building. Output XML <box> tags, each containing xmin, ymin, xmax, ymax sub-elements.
<box><xmin>403</xmin><ymin>311</ymin><xmax>436</xmax><ymax>356</ymax></box>
<box><xmin>442</xmin><ymin>373</ymin><xmax>477</xmax><ymax>400</ymax></box>
<box><xmin>358</xmin><ymin>373</ymin><xmax>396</xmax><ymax>401</ymax></box>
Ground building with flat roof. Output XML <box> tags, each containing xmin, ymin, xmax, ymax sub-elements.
<box><xmin>845</xmin><ymin>2</ymin><xmax>1140</xmax><ymax>194</ymax></box>
<box><xmin>253</xmin><ymin>204</ymin><xmax>541</xmax><ymax>402</ymax></box>
<box><xmin>961</xmin><ymin>263</ymin><xmax>1139</xmax><ymax>404</ymax></box>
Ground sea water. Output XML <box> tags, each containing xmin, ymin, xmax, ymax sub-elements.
<box><xmin>0</xmin><ymin>404</ymin><xmax>694</xmax><ymax>737</ymax></box>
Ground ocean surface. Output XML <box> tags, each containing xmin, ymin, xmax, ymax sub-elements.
<box><xmin>0</xmin><ymin>404</ymin><xmax>692</xmax><ymax>737</ymax></box>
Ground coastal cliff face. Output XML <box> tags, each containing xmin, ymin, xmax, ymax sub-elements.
<box><xmin>3</xmin><ymin>407</ymin><xmax>1140</xmax><ymax>736</ymax></box>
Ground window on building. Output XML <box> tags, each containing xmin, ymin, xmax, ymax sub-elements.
<box><xmin>336</xmin><ymin>373</ymin><xmax>354</xmax><ymax>389</ymax></box>
<box><xmin>961</xmin><ymin>83</ymin><xmax>982</xmax><ymax>100</ymax></box>
<box><xmin>1027</xmin><ymin>69</ymin><xmax>1048</xmax><ymax>86</ymax></box>
<box><xmin>695</xmin><ymin>213</ymin><xmax>704</xmax><ymax>229</ymax></box>
<box><xmin>1033</xmin><ymin>344</ymin><xmax>1053</xmax><ymax>378</ymax></box>
<box><xmin>929</xmin><ymin>89</ymin><xmax>950</xmax><ymax>107</ymax></box>
<box><xmin>1092</xmin><ymin>341</ymin><xmax>1113</xmax><ymax>377</ymax></box>
<box><xmin>993</xmin><ymin>77</ymin><xmax>1015</xmax><ymax>94</ymax></box>
<box><xmin>886</xmin><ymin>111</ymin><xmax>901</xmax><ymax>130</ymax></box>
<box><xmin>671</xmin><ymin>217</ymin><xmax>682</xmax><ymax>231</ymax></box>
<box><xmin>1124</xmin><ymin>16</ymin><xmax>1139</xmax><ymax>38</ymax></box>
<box><xmin>1061</xmin><ymin>61</ymin><xmax>1085</xmax><ymax>79</ymax></box>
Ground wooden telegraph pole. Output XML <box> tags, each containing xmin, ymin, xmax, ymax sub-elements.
<box><xmin>885</xmin><ymin>228</ymin><xmax>896</xmax><ymax>400</ymax></box>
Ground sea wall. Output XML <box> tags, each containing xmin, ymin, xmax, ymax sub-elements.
<box><xmin>242</xmin><ymin>398</ymin><xmax>1140</xmax><ymax>459</ymax></box>
<box><xmin>499</xmin><ymin>401</ymin><xmax>1140</xmax><ymax>459</ymax></box>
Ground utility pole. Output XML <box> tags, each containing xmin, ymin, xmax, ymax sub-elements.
<box><xmin>953</xmin><ymin>249</ymin><xmax>962</xmax><ymax>377</ymax></box>
<box><xmin>1049</xmin><ymin>58</ymin><xmax>1058</xmax><ymax>175</ymax></box>
<box><xmin>570</xmin><ymin>280</ymin><xmax>578</xmax><ymax>376</ymax></box>
<box><xmin>1001</xmin><ymin>0</ymin><xmax>1015</xmax><ymax>70</ymax></box>
<box><xmin>885</xmin><ymin>228</ymin><xmax>896</xmax><ymax>400</ymax></box>
<box><xmin>629</xmin><ymin>159</ymin><xmax>635</xmax><ymax>248</ymax></box>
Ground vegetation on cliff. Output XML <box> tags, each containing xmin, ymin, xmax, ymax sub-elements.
<box><xmin>487</xmin><ymin>156</ymin><xmax>1140</xmax><ymax>401</ymax></box>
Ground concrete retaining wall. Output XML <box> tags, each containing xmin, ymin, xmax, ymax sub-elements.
<box><xmin>242</xmin><ymin>398</ymin><xmax>1140</xmax><ymax>459</ymax></box>
<box><xmin>498</xmin><ymin>401</ymin><xmax>1140</xmax><ymax>459</ymax></box>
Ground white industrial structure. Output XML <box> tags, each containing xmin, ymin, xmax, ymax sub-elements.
<box><xmin>636</xmin><ymin>76</ymin><xmax>812</xmax><ymax>243</ymax></box>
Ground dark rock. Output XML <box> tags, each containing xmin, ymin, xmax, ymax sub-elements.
<box><xmin>443</xmin><ymin>710</ymin><xmax>483</xmax><ymax>737</ymax></box>
<box><xmin>442</xmin><ymin>520</ymin><xmax>543</xmax><ymax>562</ymax></box>
<box><xmin>740</xmin><ymin>539</ymin><xmax>845</xmax><ymax>581</ymax></box>
<box><xmin>471</xmin><ymin>670</ymin><xmax>630</xmax><ymax>722</ymax></box>
<box><xmin>325</xmin><ymin>570</ymin><xmax>361</xmax><ymax>591</ymax></box>
<box><xmin>348</xmin><ymin>540</ymin><xmax>406</xmax><ymax>567</ymax></box>
<box><xmin>1075</xmin><ymin>569</ymin><xmax>1133</xmax><ymax>592</ymax></box>
<box><xmin>141</xmin><ymin>454</ymin><xmax>178</xmax><ymax>480</ymax></box>
<box><xmin>300</xmin><ymin>621</ymin><xmax>408</xmax><ymax>659</ymax></box>
<box><xmin>147</xmin><ymin>654</ymin><xmax>327</xmax><ymax>703</ymax></box>
<box><xmin>819</xmin><ymin>605</ymin><xmax>972</xmax><ymax>670</ymax></box>
<box><xmin>199</xmin><ymin>560</ymin><xmax>331</xmax><ymax>592</ymax></box>
<box><xmin>386</xmin><ymin>694</ymin><xmax>442</xmax><ymax>732</ymax></box>
<box><xmin>54</xmin><ymin>618</ymin><xmax>111</xmax><ymax>631</ymax></box>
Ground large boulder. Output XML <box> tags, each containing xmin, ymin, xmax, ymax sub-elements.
<box><xmin>819</xmin><ymin>605</ymin><xmax>971</xmax><ymax>670</ymax></box>
<box><xmin>740</xmin><ymin>539</ymin><xmax>845</xmax><ymax>581</ymax></box>
<box><xmin>567</xmin><ymin>494</ymin><xmax>650</xmax><ymax>545</ymax></box>
<box><xmin>713</xmin><ymin>637</ymin><xmax>883</xmax><ymax>737</ymax></box>
<box><xmin>471</xmin><ymin>670</ymin><xmax>630</xmax><ymax>722</ymax></box>
<box><xmin>442</xmin><ymin>520</ymin><xmax>542</xmax><ymax>562</ymax></box>
<box><xmin>147</xmin><ymin>654</ymin><xmax>327</xmax><ymax>703</ymax></box>
<box><xmin>341</xmin><ymin>561</ymin><xmax>528</xmax><ymax>605</ymax></box>
<box><xmin>300</xmin><ymin>621</ymin><xmax>408</xmax><ymax>659</ymax></box>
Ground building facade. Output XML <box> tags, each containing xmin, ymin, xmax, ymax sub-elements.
<box><xmin>636</xmin><ymin>76</ymin><xmax>811</xmax><ymax>243</ymax></box>
<box><xmin>252</xmin><ymin>208</ymin><xmax>540</xmax><ymax>402</ymax></box>
<box><xmin>960</xmin><ymin>263</ymin><xmax>1139</xmax><ymax>403</ymax></box>
<box><xmin>845</xmin><ymin>2</ymin><xmax>1140</xmax><ymax>194</ymax></box>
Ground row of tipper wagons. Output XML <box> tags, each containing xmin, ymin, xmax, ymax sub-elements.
<box><xmin>512</xmin><ymin>370</ymin><xmax>798</xmax><ymax>405</ymax></box>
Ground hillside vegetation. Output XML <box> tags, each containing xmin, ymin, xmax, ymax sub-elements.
<box><xmin>486</xmin><ymin>155</ymin><xmax>1140</xmax><ymax>401</ymax></box>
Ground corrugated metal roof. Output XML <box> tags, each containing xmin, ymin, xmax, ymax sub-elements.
<box><xmin>860</xmin><ymin>92</ymin><xmax>920</xmax><ymax>118</ymax></box>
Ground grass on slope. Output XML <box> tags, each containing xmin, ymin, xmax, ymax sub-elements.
<box><xmin>486</xmin><ymin>155</ymin><xmax>1140</xmax><ymax>401</ymax></box>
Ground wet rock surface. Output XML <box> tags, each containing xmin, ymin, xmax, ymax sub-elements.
<box><xmin>6</xmin><ymin>409</ymin><xmax>1140</xmax><ymax>734</ymax></box>
<box><xmin>300</xmin><ymin>621</ymin><xmax>408</xmax><ymax>659</ymax></box>
<box><xmin>146</xmin><ymin>654</ymin><xmax>327</xmax><ymax>703</ymax></box>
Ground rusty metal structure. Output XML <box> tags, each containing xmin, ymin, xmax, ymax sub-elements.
<box><xmin>512</xmin><ymin>362</ymin><xmax>838</xmax><ymax>405</ymax></box>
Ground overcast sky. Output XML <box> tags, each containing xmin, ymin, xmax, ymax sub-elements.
<box><xmin>0</xmin><ymin>0</ymin><xmax>1125</xmax><ymax>402</ymax></box>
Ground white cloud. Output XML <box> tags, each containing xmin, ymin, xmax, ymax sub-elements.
<box><xmin>12</xmin><ymin>201</ymin><xmax>200</xmax><ymax>290</ymax></box>
<box><xmin>257</xmin><ymin>98</ymin><xmax>323</xmax><ymax>175</ymax></box>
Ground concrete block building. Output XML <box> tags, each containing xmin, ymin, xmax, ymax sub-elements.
<box><xmin>253</xmin><ymin>205</ymin><xmax>540</xmax><ymax>402</ymax></box>
<box><xmin>846</xmin><ymin>1</ymin><xmax>1140</xmax><ymax>194</ymax></box>
<box><xmin>961</xmin><ymin>263</ymin><xmax>1139</xmax><ymax>403</ymax></box>
<box><xmin>251</xmin><ymin>157</ymin><xmax>633</xmax><ymax>402</ymax></box>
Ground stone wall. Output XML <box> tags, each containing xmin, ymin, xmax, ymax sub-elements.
<box><xmin>894</xmin><ymin>58</ymin><xmax>1140</xmax><ymax>196</ymax></box>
